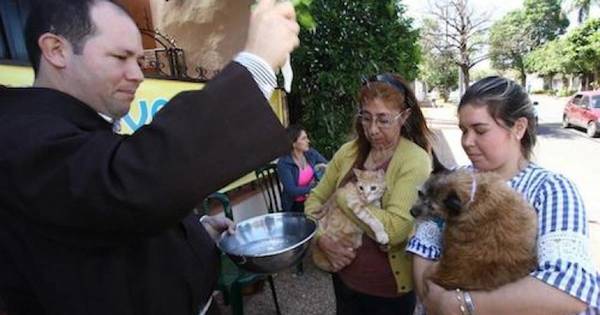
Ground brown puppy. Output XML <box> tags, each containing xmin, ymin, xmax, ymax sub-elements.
<box><xmin>410</xmin><ymin>169</ymin><xmax>537</xmax><ymax>291</ymax></box>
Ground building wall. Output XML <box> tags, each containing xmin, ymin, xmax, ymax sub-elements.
<box><xmin>119</xmin><ymin>0</ymin><xmax>156</xmax><ymax>49</ymax></box>
<box><xmin>148</xmin><ymin>0</ymin><xmax>253</xmax><ymax>76</ymax></box>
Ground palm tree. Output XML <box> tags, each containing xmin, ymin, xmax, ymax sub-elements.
<box><xmin>570</xmin><ymin>0</ymin><xmax>599</xmax><ymax>23</ymax></box>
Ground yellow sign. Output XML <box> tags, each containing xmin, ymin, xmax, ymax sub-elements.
<box><xmin>0</xmin><ymin>64</ymin><xmax>288</xmax><ymax>134</ymax></box>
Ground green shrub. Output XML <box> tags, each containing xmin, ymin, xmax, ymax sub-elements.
<box><xmin>289</xmin><ymin>0</ymin><xmax>420</xmax><ymax>158</ymax></box>
<box><xmin>558</xmin><ymin>88</ymin><xmax>577</xmax><ymax>97</ymax></box>
<box><xmin>531</xmin><ymin>89</ymin><xmax>548</xmax><ymax>94</ymax></box>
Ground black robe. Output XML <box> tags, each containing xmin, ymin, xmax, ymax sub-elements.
<box><xmin>0</xmin><ymin>62</ymin><xmax>289</xmax><ymax>315</ymax></box>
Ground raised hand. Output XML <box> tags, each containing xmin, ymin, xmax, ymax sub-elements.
<box><xmin>244</xmin><ymin>0</ymin><xmax>300</xmax><ymax>70</ymax></box>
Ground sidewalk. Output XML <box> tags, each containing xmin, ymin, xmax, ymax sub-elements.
<box><xmin>422</xmin><ymin>105</ymin><xmax>469</xmax><ymax>168</ymax></box>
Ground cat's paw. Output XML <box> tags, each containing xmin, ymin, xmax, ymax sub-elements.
<box><xmin>375</xmin><ymin>231</ymin><xmax>389</xmax><ymax>245</ymax></box>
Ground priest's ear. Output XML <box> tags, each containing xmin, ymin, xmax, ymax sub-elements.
<box><xmin>37</xmin><ymin>32</ymin><xmax>71</xmax><ymax>69</ymax></box>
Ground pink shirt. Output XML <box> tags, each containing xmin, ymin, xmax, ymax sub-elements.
<box><xmin>294</xmin><ymin>165</ymin><xmax>314</xmax><ymax>202</ymax></box>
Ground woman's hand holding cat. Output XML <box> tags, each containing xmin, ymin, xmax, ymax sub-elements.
<box><xmin>318</xmin><ymin>234</ymin><xmax>356</xmax><ymax>271</ymax></box>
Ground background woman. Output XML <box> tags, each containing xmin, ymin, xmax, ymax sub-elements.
<box><xmin>277</xmin><ymin>124</ymin><xmax>328</xmax><ymax>213</ymax></box>
<box><xmin>407</xmin><ymin>76</ymin><xmax>600</xmax><ymax>315</ymax></box>
<box><xmin>305</xmin><ymin>73</ymin><xmax>433</xmax><ymax>315</ymax></box>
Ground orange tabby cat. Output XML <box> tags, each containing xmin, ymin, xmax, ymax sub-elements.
<box><xmin>312</xmin><ymin>168</ymin><xmax>388</xmax><ymax>272</ymax></box>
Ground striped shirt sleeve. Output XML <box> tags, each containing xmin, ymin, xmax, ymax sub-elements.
<box><xmin>406</xmin><ymin>220</ymin><xmax>442</xmax><ymax>260</ymax></box>
<box><xmin>530</xmin><ymin>173</ymin><xmax>600</xmax><ymax>312</ymax></box>
<box><xmin>233</xmin><ymin>52</ymin><xmax>277</xmax><ymax>99</ymax></box>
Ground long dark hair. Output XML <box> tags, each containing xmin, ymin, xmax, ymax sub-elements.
<box><xmin>340</xmin><ymin>73</ymin><xmax>433</xmax><ymax>185</ymax></box>
<box><xmin>285</xmin><ymin>124</ymin><xmax>306</xmax><ymax>151</ymax></box>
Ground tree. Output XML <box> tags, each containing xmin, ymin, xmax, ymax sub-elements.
<box><xmin>489</xmin><ymin>0</ymin><xmax>568</xmax><ymax>86</ymax></box>
<box><xmin>489</xmin><ymin>11</ymin><xmax>531</xmax><ymax>86</ymax></box>
<box><xmin>525</xmin><ymin>18</ymin><xmax>600</xmax><ymax>90</ymax></box>
<box><xmin>422</xmin><ymin>0</ymin><xmax>489</xmax><ymax>89</ymax></box>
<box><xmin>522</xmin><ymin>0</ymin><xmax>569</xmax><ymax>47</ymax></box>
<box><xmin>525</xmin><ymin>39</ymin><xmax>574</xmax><ymax>89</ymax></box>
<box><xmin>420</xmin><ymin>50</ymin><xmax>458</xmax><ymax>102</ymax></box>
<box><xmin>290</xmin><ymin>0</ymin><xmax>420</xmax><ymax>157</ymax></box>
<box><xmin>419</xmin><ymin>19</ymin><xmax>458</xmax><ymax>101</ymax></box>
<box><xmin>565</xmin><ymin>18</ymin><xmax>600</xmax><ymax>89</ymax></box>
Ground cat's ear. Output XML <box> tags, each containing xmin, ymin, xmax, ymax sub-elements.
<box><xmin>353</xmin><ymin>168</ymin><xmax>362</xmax><ymax>177</ymax></box>
<box><xmin>376</xmin><ymin>169</ymin><xmax>386</xmax><ymax>178</ymax></box>
<box><xmin>443</xmin><ymin>190</ymin><xmax>462</xmax><ymax>216</ymax></box>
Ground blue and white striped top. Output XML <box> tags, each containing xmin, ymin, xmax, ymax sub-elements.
<box><xmin>406</xmin><ymin>163</ymin><xmax>600</xmax><ymax>313</ymax></box>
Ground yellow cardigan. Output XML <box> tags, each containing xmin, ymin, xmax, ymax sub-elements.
<box><xmin>305</xmin><ymin>137</ymin><xmax>431</xmax><ymax>293</ymax></box>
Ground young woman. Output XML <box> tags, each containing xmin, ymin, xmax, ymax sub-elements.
<box><xmin>277</xmin><ymin>124</ymin><xmax>328</xmax><ymax>213</ymax></box>
<box><xmin>407</xmin><ymin>76</ymin><xmax>600</xmax><ymax>315</ymax></box>
<box><xmin>306</xmin><ymin>73</ymin><xmax>434</xmax><ymax>314</ymax></box>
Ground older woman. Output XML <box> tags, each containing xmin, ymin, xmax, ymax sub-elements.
<box><xmin>305</xmin><ymin>73</ymin><xmax>433</xmax><ymax>314</ymax></box>
<box><xmin>408</xmin><ymin>76</ymin><xmax>600</xmax><ymax>315</ymax></box>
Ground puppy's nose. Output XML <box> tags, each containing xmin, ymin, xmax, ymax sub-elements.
<box><xmin>410</xmin><ymin>206</ymin><xmax>421</xmax><ymax>218</ymax></box>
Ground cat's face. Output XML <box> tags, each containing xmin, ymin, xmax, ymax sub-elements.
<box><xmin>353</xmin><ymin>169</ymin><xmax>386</xmax><ymax>203</ymax></box>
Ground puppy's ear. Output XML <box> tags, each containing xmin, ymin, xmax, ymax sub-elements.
<box><xmin>444</xmin><ymin>191</ymin><xmax>462</xmax><ymax>216</ymax></box>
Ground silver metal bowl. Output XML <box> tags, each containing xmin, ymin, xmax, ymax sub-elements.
<box><xmin>218</xmin><ymin>212</ymin><xmax>317</xmax><ymax>274</ymax></box>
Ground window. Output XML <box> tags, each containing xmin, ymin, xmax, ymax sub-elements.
<box><xmin>591</xmin><ymin>96</ymin><xmax>600</xmax><ymax>109</ymax></box>
<box><xmin>581</xmin><ymin>96</ymin><xmax>590</xmax><ymax>108</ymax></box>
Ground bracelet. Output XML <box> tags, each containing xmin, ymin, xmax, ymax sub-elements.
<box><xmin>463</xmin><ymin>290</ymin><xmax>476</xmax><ymax>315</ymax></box>
<box><xmin>455</xmin><ymin>288</ymin><xmax>467</xmax><ymax>315</ymax></box>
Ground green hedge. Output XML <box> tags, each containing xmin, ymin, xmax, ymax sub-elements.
<box><xmin>289</xmin><ymin>0</ymin><xmax>420</xmax><ymax>158</ymax></box>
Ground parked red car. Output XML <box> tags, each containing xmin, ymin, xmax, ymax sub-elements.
<box><xmin>562</xmin><ymin>90</ymin><xmax>600</xmax><ymax>137</ymax></box>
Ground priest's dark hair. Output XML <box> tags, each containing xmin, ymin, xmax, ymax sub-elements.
<box><xmin>24</xmin><ymin>0</ymin><xmax>132</xmax><ymax>75</ymax></box>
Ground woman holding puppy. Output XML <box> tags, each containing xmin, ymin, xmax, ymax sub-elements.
<box><xmin>305</xmin><ymin>73</ymin><xmax>433</xmax><ymax>314</ymax></box>
<box><xmin>407</xmin><ymin>76</ymin><xmax>600</xmax><ymax>314</ymax></box>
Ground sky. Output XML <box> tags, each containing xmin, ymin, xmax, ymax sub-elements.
<box><xmin>402</xmin><ymin>0</ymin><xmax>523</xmax><ymax>22</ymax></box>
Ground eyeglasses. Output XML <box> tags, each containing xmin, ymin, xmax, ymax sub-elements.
<box><xmin>357</xmin><ymin>111</ymin><xmax>406</xmax><ymax>129</ymax></box>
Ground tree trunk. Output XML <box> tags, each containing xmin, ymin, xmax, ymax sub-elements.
<box><xmin>519</xmin><ymin>71</ymin><xmax>526</xmax><ymax>88</ymax></box>
<box><xmin>461</xmin><ymin>64</ymin><xmax>470</xmax><ymax>90</ymax></box>
<box><xmin>518</xmin><ymin>59</ymin><xmax>527</xmax><ymax>88</ymax></box>
<box><xmin>562</xmin><ymin>75</ymin><xmax>569</xmax><ymax>92</ymax></box>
